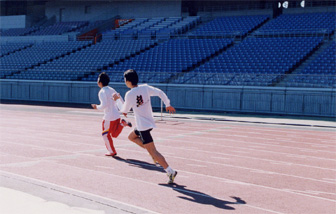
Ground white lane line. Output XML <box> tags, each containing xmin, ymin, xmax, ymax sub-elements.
<box><xmin>211</xmin><ymin>156</ymin><xmax>231</xmax><ymax>160</ymax></box>
<box><xmin>0</xmin><ymin>170</ymin><xmax>158</xmax><ymax>214</ymax></box>
<box><xmin>119</xmin><ymin>146</ymin><xmax>335</xmax><ymax>185</ymax></box>
<box><xmin>162</xmin><ymin>133</ymin><xmax>336</xmax><ymax>155</ymax></box>
<box><xmin>0</xmin><ymin>167</ymin><xmax>284</xmax><ymax>214</ymax></box>
<box><xmin>322</xmin><ymin>178</ymin><xmax>336</xmax><ymax>182</ymax></box>
<box><xmin>168</xmin><ymin>152</ymin><xmax>336</xmax><ymax>184</ymax></box>
<box><xmin>180</xmin><ymin>170</ymin><xmax>336</xmax><ymax>203</ymax></box>
<box><xmin>154</xmin><ymin>126</ymin><xmax>336</xmax><ymax>149</ymax></box>
<box><xmin>269</xmin><ymin>161</ymin><xmax>292</xmax><ymax>166</ymax></box>
<box><xmin>60</xmin><ymin>153</ymin><xmax>336</xmax><ymax>203</ymax></box>
<box><xmin>186</xmin><ymin>164</ymin><xmax>207</xmax><ymax>168</ymax></box>
<box><xmin>157</xmin><ymin>137</ymin><xmax>336</xmax><ymax>162</ymax></box>
<box><xmin>2</xmin><ymin>136</ymin><xmax>335</xmax><ymax>175</ymax></box>
<box><xmin>2</xmin><ymin>145</ymin><xmax>335</xmax><ymax>214</ymax></box>
<box><xmin>127</xmin><ymin>142</ymin><xmax>336</xmax><ymax>172</ymax></box>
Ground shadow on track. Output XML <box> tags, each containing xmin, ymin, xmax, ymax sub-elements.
<box><xmin>159</xmin><ymin>183</ymin><xmax>246</xmax><ymax>210</ymax></box>
<box><xmin>112</xmin><ymin>156</ymin><xmax>165</xmax><ymax>173</ymax></box>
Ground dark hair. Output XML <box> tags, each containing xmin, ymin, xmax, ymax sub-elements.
<box><xmin>98</xmin><ymin>72</ymin><xmax>110</xmax><ymax>86</ymax></box>
<box><xmin>124</xmin><ymin>69</ymin><xmax>138</xmax><ymax>86</ymax></box>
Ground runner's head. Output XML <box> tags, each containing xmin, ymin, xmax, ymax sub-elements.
<box><xmin>97</xmin><ymin>72</ymin><xmax>110</xmax><ymax>88</ymax></box>
<box><xmin>124</xmin><ymin>69</ymin><xmax>138</xmax><ymax>88</ymax></box>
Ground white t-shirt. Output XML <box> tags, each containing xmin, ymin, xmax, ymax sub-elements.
<box><xmin>97</xmin><ymin>86</ymin><xmax>120</xmax><ymax>121</ymax></box>
<box><xmin>120</xmin><ymin>84</ymin><xmax>170</xmax><ymax>131</ymax></box>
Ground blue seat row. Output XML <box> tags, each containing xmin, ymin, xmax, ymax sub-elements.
<box><xmin>180</xmin><ymin>37</ymin><xmax>323</xmax><ymax>86</ymax></box>
<box><xmin>190</xmin><ymin>15</ymin><xmax>269</xmax><ymax>37</ymax></box>
<box><xmin>256</xmin><ymin>12</ymin><xmax>336</xmax><ymax>35</ymax></box>
<box><xmin>84</xmin><ymin>38</ymin><xmax>233</xmax><ymax>83</ymax></box>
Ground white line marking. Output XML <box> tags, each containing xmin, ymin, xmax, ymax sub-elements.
<box><xmin>269</xmin><ymin>161</ymin><xmax>292</xmax><ymax>166</ymax></box>
<box><xmin>160</xmin><ymin>137</ymin><xmax>336</xmax><ymax>162</ymax></box>
<box><xmin>141</xmin><ymin>147</ymin><xmax>336</xmax><ymax>184</ymax></box>
<box><xmin>211</xmin><ymin>156</ymin><xmax>231</xmax><ymax>160</ymax></box>
<box><xmin>187</xmin><ymin>164</ymin><xmax>207</xmax><ymax>168</ymax></box>
<box><xmin>0</xmin><ymin>170</ymin><xmax>159</xmax><ymax>214</ymax></box>
<box><xmin>180</xmin><ymin>170</ymin><xmax>336</xmax><ymax>203</ymax></box>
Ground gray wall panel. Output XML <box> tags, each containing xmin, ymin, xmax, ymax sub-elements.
<box><xmin>1</xmin><ymin>80</ymin><xmax>335</xmax><ymax>118</ymax></box>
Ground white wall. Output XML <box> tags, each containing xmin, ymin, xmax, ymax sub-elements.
<box><xmin>0</xmin><ymin>15</ymin><xmax>26</xmax><ymax>29</ymax></box>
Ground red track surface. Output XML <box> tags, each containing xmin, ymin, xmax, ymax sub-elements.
<box><xmin>0</xmin><ymin>104</ymin><xmax>335</xmax><ymax>213</ymax></box>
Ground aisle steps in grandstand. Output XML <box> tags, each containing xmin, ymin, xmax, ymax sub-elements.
<box><xmin>80</xmin><ymin>40</ymin><xmax>159</xmax><ymax>81</ymax></box>
<box><xmin>178</xmin><ymin>37</ymin><xmax>323</xmax><ymax>86</ymax></box>
<box><xmin>276</xmin><ymin>40</ymin><xmax>333</xmax><ymax>87</ymax></box>
<box><xmin>282</xmin><ymin>40</ymin><xmax>335</xmax><ymax>88</ymax></box>
<box><xmin>91</xmin><ymin>38</ymin><xmax>234</xmax><ymax>83</ymax></box>
<box><xmin>167</xmin><ymin>39</ymin><xmax>236</xmax><ymax>83</ymax></box>
<box><xmin>0</xmin><ymin>43</ymin><xmax>33</xmax><ymax>57</ymax></box>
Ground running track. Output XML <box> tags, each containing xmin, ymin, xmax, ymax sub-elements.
<box><xmin>0</xmin><ymin>104</ymin><xmax>335</xmax><ymax>214</ymax></box>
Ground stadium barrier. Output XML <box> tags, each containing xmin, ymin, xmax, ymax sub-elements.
<box><xmin>252</xmin><ymin>29</ymin><xmax>332</xmax><ymax>39</ymax></box>
<box><xmin>1</xmin><ymin>79</ymin><xmax>335</xmax><ymax>117</ymax></box>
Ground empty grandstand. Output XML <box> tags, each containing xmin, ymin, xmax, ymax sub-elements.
<box><xmin>0</xmin><ymin>0</ymin><xmax>335</xmax><ymax>117</ymax></box>
<box><xmin>189</xmin><ymin>15</ymin><xmax>269</xmax><ymax>38</ymax></box>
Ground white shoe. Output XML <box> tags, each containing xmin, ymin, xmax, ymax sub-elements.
<box><xmin>168</xmin><ymin>171</ymin><xmax>178</xmax><ymax>184</ymax></box>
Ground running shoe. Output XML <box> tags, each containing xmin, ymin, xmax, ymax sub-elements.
<box><xmin>168</xmin><ymin>171</ymin><xmax>178</xmax><ymax>184</ymax></box>
<box><xmin>121</xmin><ymin>119</ymin><xmax>132</xmax><ymax>127</ymax></box>
<box><xmin>105</xmin><ymin>152</ymin><xmax>117</xmax><ymax>157</ymax></box>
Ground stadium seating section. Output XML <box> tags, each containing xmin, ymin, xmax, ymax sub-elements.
<box><xmin>1</xmin><ymin>12</ymin><xmax>335</xmax><ymax>88</ymax></box>
<box><xmin>190</xmin><ymin>15</ymin><xmax>269</xmax><ymax>37</ymax></box>
<box><xmin>17</xmin><ymin>40</ymin><xmax>155</xmax><ymax>81</ymax></box>
<box><xmin>255</xmin><ymin>12</ymin><xmax>336</xmax><ymax>35</ymax></box>
<box><xmin>178</xmin><ymin>37</ymin><xmax>323</xmax><ymax>86</ymax></box>
<box><xmin>1</xmin><ymin>41</ymin><xmax>91</xmax><ymax>79</ymax></box>
<box><xmin>286</xmin><ymin>42</ymin><xmax>336</xmax><ymax>88</ymax></box>
<box><xmin>103</xmin><ymin>16</ymin><xmax>201</xmax><ymax>40</ymax></box>
<box><xmin>86</xmin><ymin>38</ymin><xmax>233</xmax><ymax>83</ymax></box>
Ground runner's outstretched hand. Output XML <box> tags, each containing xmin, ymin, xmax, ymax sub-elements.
<box><xmin>166</xmin><ymin>106</ymin><xmax>176</xmax><ymax>114</ymax></box>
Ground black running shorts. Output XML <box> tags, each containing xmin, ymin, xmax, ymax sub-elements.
<box><xmin>134</xmin><ymin>128</ymin><xmax>153</xmax><ymax>144</ymax></box>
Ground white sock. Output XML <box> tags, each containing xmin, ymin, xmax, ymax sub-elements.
<box><xmin>165</xmin><ymin>166</ymin><xmax>174</xmax><ymax>175</ymax></box>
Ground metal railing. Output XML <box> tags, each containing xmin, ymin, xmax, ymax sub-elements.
<box><xmin>1</xmin><ymin>69</ymin><xmax>334</xmax><ymax>89</ymax></box>
<box><xmin>252</xmin><ymin>28</ymin><xmax>333</xmax><ymax>39</ymax></box>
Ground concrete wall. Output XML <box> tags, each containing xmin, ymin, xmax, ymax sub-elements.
<box><xmin>284</xmin><ymin>6</ymin><xmax>335</xmax><ymax>14</ymax></box>
<box><xmin>45</xmin><ymin>1</ymin><xmax>181</xmax><ymax>22</ymax></box>
<box><xmin>1</xmin><ymin>80</ymin><xmax>335</xmax><ymax>117</ymax></box>
<box><xmin>0</xmin><ymin>15</ymin><xmax>26</xmax><ymax>29</ymax></box>
<box><xmin>0</xmin><ymin>35</ymin><xmax>70</xmax><ymax>43</ymax></box>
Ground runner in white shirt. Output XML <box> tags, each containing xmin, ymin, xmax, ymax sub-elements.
<box><xmin>91</xmin><ymin>72</ymin><xmax>132</xmax><ymax>157</ymax></box>
<box><xmin>113</xmin><ymin>69</ymin><xmax>177</xmax><ymax>184</ymax></box>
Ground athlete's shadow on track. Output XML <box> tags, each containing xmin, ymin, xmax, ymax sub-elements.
<box><xmin>113</xmin><ymin>156</ymin><xmax>165</xmax><ymax>172</ymax></box>
<box><xmin>159</xmin><ymin>183</ymin><xmax>246</xmax><ymax>210</ymax></box>
<box><xmin>112</xmin><ymin>157</ymin><xmax>245</xmax><ymax>210</ymax></box>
